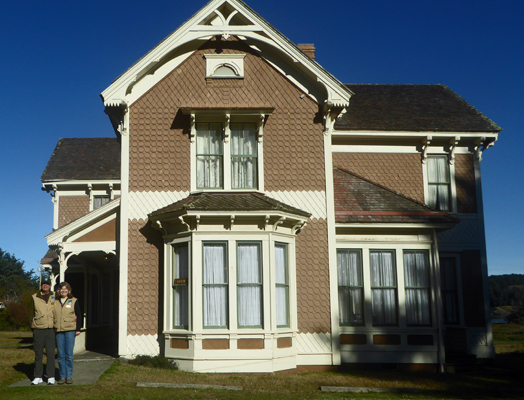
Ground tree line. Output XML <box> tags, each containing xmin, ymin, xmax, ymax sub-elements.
<box><xmin>0</xmin><ymin>248</ymin><xmax>39</xmax><ymax>330</ymax></box>
<box><xmin>489</xmin><ymin>274</ymin><xmax>524</xmax><ymax>308</ymax></box>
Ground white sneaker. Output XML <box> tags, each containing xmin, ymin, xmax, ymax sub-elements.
<box><xmin>47</xmin><ymin>378</ymin><xmax>56</xmax><ymax>385</ymax></box>
<box><xmin>31</xmin><ymin>377</ymin><xmax>43</xmax><ymax>385</ymax></box>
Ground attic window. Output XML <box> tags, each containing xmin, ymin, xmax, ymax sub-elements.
<box><xmin>205</xmin><ymin>54</ymin><xmax>245</xmax><ymax>78</ymax></box>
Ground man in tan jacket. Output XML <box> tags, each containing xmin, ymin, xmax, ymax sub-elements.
<box><xmin>30</xmin><ymin>277</ymin><xmax>56</xmax><ymax>385</ymax></box>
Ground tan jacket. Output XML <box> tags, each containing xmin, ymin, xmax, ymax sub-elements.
<box><xmin>31</xmin><ymin>292</ymin><xmax>55</xmax><ymax>329</ymax></box>
<box><xmin>54</xmin><ymin>297</ymin><xmax>78</xmax><ymax>332</ymax></box>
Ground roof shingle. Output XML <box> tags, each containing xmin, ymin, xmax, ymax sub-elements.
<box><xmin>335</xmin><ymin>84</ymin><xmax>501</xmax><ymax>132</ymax></box>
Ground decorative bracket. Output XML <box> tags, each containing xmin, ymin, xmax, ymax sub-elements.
<box><xmin>190</xmin><ymin>114</ymin><xmax>196</xmax><ymax>143</ymax></box>
<box><xmin>195</xmin><ymin>215</ymin><xmax>201</xmax><ymax>230</ymax></box>
<box><xmin>322</xmin><ymin>99</ymin><xmax>333</xmax><ymax>136</ymax></box>
<box><xmin>421</xmin><ymin>136</ymin><xmax>433</xmax><ymax>164</ymax></box>
<box><xmin>258</xmin><ymin>114</ymin><xmax>265</xmax><ymax>143</ymax></box>
<box><xmin>474</xmin><ymin>137</ymin><xmax>495</xmax><ymax>163</ymax></box>
<box><xmin>264</xmin><ymin>215</ymin><xmax>270</xmax><ymax>231</ymax></box>
<box><xmin>273</xmin><ymin>216</ymin><xmax>286</xmax><ymax>231</ymax></box>
<box><xmin>224</xmin><ymin>114</ymin><xmax>230</xmax><ymax>144</ymax></box>
<box><xmin>178</xmin><ymin>216</ymin><xmax>191</xmax><ymax>231</ymax></box>
<box><xmin>230</xmin><ymin>215</ymin><xmax>235</xmax><ymax>230</ymax></box>
<box><xmin>293</xmin><ymin>221</ymin><xmax>307</xmax><ymax>234</ymax></box>
<box><xmin>448</xmin><ymin>136</ymin><xmax>460</xmax><ymax>165</ymax></box>
<box><xmin>153</xmin><ymin>220</ymin><xmax>166</xmax><ymax>235</ymax></box>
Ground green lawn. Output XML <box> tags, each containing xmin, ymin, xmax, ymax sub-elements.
<box><xmin>1</xmin><ymin>325</ymin><xmax>523</xmax><ymax>399</ymax></box>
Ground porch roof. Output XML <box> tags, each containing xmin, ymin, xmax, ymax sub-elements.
<box><xmin>334</xmin><ymin>167</ymin><xmax>458</xmax><ymax>225</ymax></box>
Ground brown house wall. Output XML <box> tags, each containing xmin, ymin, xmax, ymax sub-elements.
<box><xmin>73</xmin><ymin>219</ymin><xmax>117</xmax><ymax>242</ymax></box>
<box><xmin>455</xmin><ymin>154</ymin><xmax>477</xmax><ymax>214</ymax></box>
<box><xmin>296</xmin><ymin>219</ymin><xmax>331</xmax><ymax>334</ymax></box>
<box><xmin>58</xmin><ymin>196</ymin><xmax>89</xmax><ymax>228</ymax></box>
<box><xmin>127</xmin><ymin>219</ymin><xmax>163</xmax><ymax>336</ymax></box>
<box><xmin>127</xmin><ymin>39</ymin><xmax>328</xmax><ymax>337</ymax></box>
<box><xmin>332</xmin><ymin>153</ymin><xmax>424</xmax><ymax>202</ymax></box>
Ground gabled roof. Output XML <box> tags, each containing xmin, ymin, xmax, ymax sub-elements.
<box><xmin>334</xmin><ymin>167</ymin><xmax>458</xmax><ymax>225</ymax></box>
<box><xmin>41</xmin><ymin>138</ymin><xmax>121</xmax><ymax>182</ymax></box>
<box><xmin>335</xmin><ymin>84</ymin><xmax>501</xmax><ymax>132</ymax></box>
<box><xmin>101</xmin><ymin>0</ymin><xmax>351</xmax><ymax>109</ymax></box>
<box><xmin>149</xmin><ymin>192</ymin><xmax>311</xmax><ymax>218</ymax></box>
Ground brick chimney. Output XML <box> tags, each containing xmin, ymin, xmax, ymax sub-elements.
<box><xmin>297</xmin><ymin>43</ymin><xmax>315</xmax><ymax>60</ymax></box>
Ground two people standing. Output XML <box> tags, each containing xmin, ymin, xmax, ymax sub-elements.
<box><xmin>31</xmin><ymin>278</ymin><xmax>81</xmax><ymax>385</ymax></box>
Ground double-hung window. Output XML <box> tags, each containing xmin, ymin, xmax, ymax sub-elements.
<box><xmin>440</xmin><ymin>257</ymin><xmax>459</xmax><ymax>325</ymax></box>
<box><xmin>237</xmin><ymin>242</ymin><xmax>263</xmax><ymax>328</ymax></box>
<box><xmin>427</xmin><ymin>155</ymin><xmax>451</xmax><ymax>211</ymax></box>
<box><xmin>337</xmin><ymin>249</ymin><xmax>364</xmax><ymax>326</ymax></box>
<box><xmin>197</xmin><ymin>123</ymin><xmax>224</xmax><ymax>189</ymax></box>
<box><xmin>231</xmin><ymin>122</ymin><xmax>257</xmax><ymax>189</ymax></box>
<box><xmin>94</xmin><ymin>195</ymin><xmax>110</xmax><ymax>209</ymax></box>
<box><xmin>403</xmin><ymin>251</ymin><xmax>431</xmax><ymax>326</ymax></box>
<box><xmin>202</xmin><ymin>243</ymin><xmax>228</xmax><ymax>328</ymax></box>
<box><xmin>173</xmin><ymin>244</ymin><xmax>189</xmax><ymax>329</ymax></box>
<box><xmin>370</xmin><ymin>250</ymin><xmax>398</xmax><ymax>326</ymax></box>
<box><xmin>275</xmin><ymin>243</ymin><xmax>289</xmax><ymax>327</ymax></box>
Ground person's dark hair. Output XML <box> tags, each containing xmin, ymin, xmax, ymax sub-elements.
<box><xmin>58</xmin><ymin>282</ymin><xmax>74</xmax><ymax>299</ymax></box>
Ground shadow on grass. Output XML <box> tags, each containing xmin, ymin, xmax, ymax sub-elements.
<box><xmin>15</xmin><ymin>336</ymin><xmax>32</xmax><ymax>345</ymax></box>
<box><xmin>13</xmin><ymin>362</ymin><xmax>33</xmax><ymax>381</ymax></box>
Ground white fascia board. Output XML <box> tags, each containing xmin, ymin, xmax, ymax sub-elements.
<box><xmin>332</xmin><ymin>130</ymin><xmax>499</xmax><ymax>141</ymax></box>
<box><xmin>46</xmin><ymin>198</ymin><xmax>120</xmax><ymax>245</ymax></box>
<box><xmin>42</xmin><ymin>180</ymin><xmax>121</xmax><ymax>187</ymax></box>
<box><xmin>335</xmin><ymin>222</ymin><xmax>456</xmax><ymax>230</ymax></box>
<box><xmin>58</xmin><ymin>241</ymin><xmax>116</xmax><ymax>254</ymax></box>
<box><xmin>101</xmin><ymin>0</ymin><xmax>351</xmax><ymax>108</ymax></box>
<box><xmin>155</xmin><ymin>210</ymin><xmax>310</xmax><ymax>221</ymax></box>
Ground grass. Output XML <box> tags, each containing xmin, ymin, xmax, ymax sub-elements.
<box><xmin>1</xmin><ymin>325</ymin><xmax>523</xmax><ymax>399</ymax></box>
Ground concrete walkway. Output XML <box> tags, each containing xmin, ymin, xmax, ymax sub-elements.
<box><xmin>10</xmin><ymin>351</ymin><xmax>114</xmax><ymax>387</ymax></box>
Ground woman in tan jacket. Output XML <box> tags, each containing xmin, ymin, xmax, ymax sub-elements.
<box><xmin>54</xmin><ymin>282</ymin><xmax>82</xmax><ymax>385</ymax></box>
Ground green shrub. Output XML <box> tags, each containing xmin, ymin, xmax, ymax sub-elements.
<box><xmin>128</xmin><ymin>355</ymin><xmax>178</xmax><ymax>370</ymax></box>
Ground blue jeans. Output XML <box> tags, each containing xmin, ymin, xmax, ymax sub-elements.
<box><xmin>56</xmin><ymin>331</ymin><xmax>76</xmax><ymax>379</ymax></box>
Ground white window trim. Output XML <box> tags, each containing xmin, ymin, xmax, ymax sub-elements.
<box><xmin>204</xmin><ymin>54</ymin><xmax>246</xmax><ymax>78</ymax></box>
<box><xmin>337</xmin><ymin>242</ymin><xmax>436</xmax><ymax>332</ymax></box>
<box><xmin>422</xmin><ymin>152</ymin><xmax>458</xmax><ymax>214</ymax></box>
<box><xmin>190</xmin><ymin>113</ymin><xmax>265</xmax><ymax>193</ymax></box>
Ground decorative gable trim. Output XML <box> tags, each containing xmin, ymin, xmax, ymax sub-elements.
<box><xmin>101</xmin><ymin>0</ymin><xmax>351</xmax><ymax>110</ymax></box>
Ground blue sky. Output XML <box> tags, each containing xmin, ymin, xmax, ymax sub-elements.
<box><xmin>0</xmin><ymin>0</ymin><xmax>522</xmax><ymax>276</ymax></box>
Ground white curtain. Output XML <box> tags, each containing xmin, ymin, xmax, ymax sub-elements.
<box><xmin>197</xmin><ymin>123</ymin><xmax>223</xmax><ymax>188</ymax></box>
<box><xmin>231</xmin><ymin>123</ymin><xmax>257</xmax><ymax>189</ymax></box>
<box><xmin>427</xmin><ymin>156</ymin><xmax>450</xmax><ymax>211</ymax></box>
<box><xmin>237</xmin><ymin>243</ymin><xmax>262</xmax><ymax>327</ymax></box>
<box><xmin>174</xmin><ymin>245</ymin><xmax>189</xmax><ymax>328</ymax></box>
<box><xmin>440</xmin><ymin>257</ymin><xmax>459</xmax><ymax>324</ymax></box>
<box><xmin>275</xmin><ymin>244</ymin><xmax>288</xmax><ymax>327</ymax></box>
<box><xmin>203</xmin><ymin>244</ymin><xmax>227</xmax><ymax>327</ymax></box>
<box><xmin>337</xmin><ymin>250</ymin><xmax>363</xmax><ymax>325</ymax></box>
<box><xmin>370</xmin><ymin>251</ymin><xmax>397</xmax><ymax>325</ymax></box>
<box><xmin>404</xmin><ymin>252</ymin><xmax>431</xmax><ymax>325</ymax></box>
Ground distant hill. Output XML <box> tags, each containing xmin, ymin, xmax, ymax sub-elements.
<box><xmin>489</xmin><ymin>274</ymin><xmax>524</xmax><ymax>308</ymax></box>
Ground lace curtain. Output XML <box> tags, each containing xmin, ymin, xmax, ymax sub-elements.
<box><xmin>275</xmin><ymin>244</ymin><xmax>288</xmax><ymax>326</ymax></box>
<box><xmin>370</xmin><ymin>251</ymin><xmax>397</xmax><ymax>325</ymax></box>
<box><xmin>404</xmin><ymin>251</ymin><xmax>431</xmax><ymax>325</ymax></box>
<box><xmin>237</xmin><ymin>243</ymin><xmax>262</xmax><ymax>327</ymax></box>
<box><xmin>337</xmin><ymin>250</ymin><xmax>363</xmax><ymax>325</ymax></box>
<box><xmin>197</xmin><ymin>123</ymin><xmax>223</xmax><ymax>189</ymax></box>
<box><xmin>427</xmin><ymin>156</ymin><xmax>450</xmax><ymax>211</ymax></box>
<box><xmin>203</xmin><ymin>244</ymin><xmax>228</xmax><ymax>327</ymax></box>
<box><xmin>231</xmin><ymin>123</ymin><xmax>257</xmax><ymax>189</ymax></box>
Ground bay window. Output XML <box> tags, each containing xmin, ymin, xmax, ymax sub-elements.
<box><xmin>275</xmin><ymin>243</ymin><xmax>289</xmax><ymax>327</ymax></box>
<box><xmin>403</xmin><ymin>251</ymin><xmax>431</xmax><ymax>326</ymax></box>
<box><xmin>237</xmin><ymin>242</ymin><xmax>263</xmax><ymax>328</ymax></box>
<box><xmin>173</xmin><ymin>244</ymin><xmax>189</xmax><ymax>329</ymax></box>
<box><xmin>203</xmin><ymin>243</ymin><xmax>228</xmax><ymax>328</ymax></box>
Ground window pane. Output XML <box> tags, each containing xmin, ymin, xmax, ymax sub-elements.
<box><xmin>94</xmin><ymin>196</ymin><xmax>110</xmax><ymax>209</ymax></box>
<box><xmin>404</xmin><ymin>251</ymin><xmax>431</xmax><ymax>325</ymax></box>
<box><xmin>203</xmin><ymin>243</ymin><xmax>227</xmax><ymax>327</ymax></box>
<box><xmin>197</xmin><ymin>123</ymin><xmax>223</xmax><ymax>189</ymax></box>
<box><xmin>173</xmin><ymin>244</ymin><xmax>189</xmax><ymax>328</ymax></box>
<box><xmin>427</xmin><ymin>156</ymin><xmax>450</xmax><ymax>211</ymax></box>
<box><xmin>337</xmin><ymin>250</ymin><xmax>364</xmax><ymax>325</ymax></box>
<box><xmin>275</xmin><ymin>244</ymin><xmax>289</xmax><ymax>327</ymax></box>
<box><xmin>440</xmin><ymin>257</ymin><xmax>459</xmax><ymax>325</ymax></box>
<box><xmin>370</xmin><ymin>251</ymin><xmax>397</xmax><ymax>326</ymax></box>
<box><xmin>237</xmin><ymin>243</ymin><xmax>262</xmax><ymax>327</ymax></box>
<box><xmin>231</xmin><ymin>122</ymin><xmax>257</xmax><ymax>189</ymax></box>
